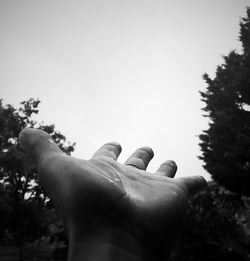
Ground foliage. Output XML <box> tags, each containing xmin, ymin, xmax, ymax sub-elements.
<box><xmin>0</xmin><ymin>98</ymin><xmax>75</xmax><ymax>249</ymax></box>
<box><xmin>170</xmin><ymin>181</ymin><xmax>250</xmax><ymax>261</ymax></box>
<box><xmin>199</xmin><ymin>8</ymin><xmax>250</xmax><ymax>195</ymax></box>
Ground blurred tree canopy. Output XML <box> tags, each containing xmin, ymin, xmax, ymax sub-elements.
<box><xmin>170</xmin><ymin>181</ymin><xmax>250</xmax><ymax>261</ymax></box>
<box><xmin>183</xmin><ymin>7</ymin><xmax>250</xmax><ymax>261</ymax></box>
<box><xmin>199</xmin><ymin>8</ymin><xmax>250</xmax><ymax>195</ymax></box>
<box><xmin>0</xmin><ymin>98</ymin><xmax>75</xmax><ymax>253</ymax></box>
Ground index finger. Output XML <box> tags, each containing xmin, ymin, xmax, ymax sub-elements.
<box><xmin>19</xmin><ymin>128</ymin><xmax>63</xmax><ymax>167</ymax></box>
<box><xmin>92</xmin><ymin>142</ymin><xmax>122</xmax><ymax>161</ymax></box>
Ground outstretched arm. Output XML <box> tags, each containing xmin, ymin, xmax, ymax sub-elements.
<box><xmin>19</xmin><ymin>128</ymin><xmax>207</xmax><ymax>261</ymax></box>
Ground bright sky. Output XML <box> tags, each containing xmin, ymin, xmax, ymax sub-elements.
<box><xmin>1</xmin><ymin>0</ymin><xmax>249</xmax><ymax>180</ymax></box>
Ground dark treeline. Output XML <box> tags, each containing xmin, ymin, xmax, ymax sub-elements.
<box><xmin>171</xmin><ymin>7</ymin><xmax>250</xmax><ymax>261</ymax></box>
<box><xmin>0</xmin><ymin>99</ymin><xmax>74</xmax><ymax>260</ymax></box>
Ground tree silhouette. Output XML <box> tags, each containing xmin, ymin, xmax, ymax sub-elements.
<box><xmin>199</xmin><ymin>8</ymin><xmax>250</xmax><ymax>196</ymax></box>
<box><xmin>170</xmin><ymin>182</ymin><xmax>250</xmax><ymax>261</ymax></box>
<box><xmin>0</xmin><ymin>98</ymin><xmax>75</xmax><ymax>260</ymax></box>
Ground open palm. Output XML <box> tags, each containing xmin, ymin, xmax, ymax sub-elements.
<box><xmin>19</xmin><ymin>128</ymin><xmax>207</xmax><ymax>260</ymax></box>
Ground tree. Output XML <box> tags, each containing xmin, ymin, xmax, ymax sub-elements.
<box><xmin>0</xmin><ymin>98</ymin><xmax>75</xmax><ymax>259</ymax></box>
<box><xmin>170</xmin><ymin>182</ymin><xmax>250</xmax><ymax>261</ymax></box>
<box><xmin>199</xmin><ymin>7</ymin><xmax>250</xmax><ymax>195</ymax></box>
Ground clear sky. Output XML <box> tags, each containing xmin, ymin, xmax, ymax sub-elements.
<box><xmin>1</xmin><ymin>0</ymin><xmax>249</xmax><ymax>179</ymax></box>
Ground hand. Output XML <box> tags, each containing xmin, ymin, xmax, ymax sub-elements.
<box><xmin>19</xmin><ymin>128</ymin><xmax>207</xmax><ymax>261</ymax></box>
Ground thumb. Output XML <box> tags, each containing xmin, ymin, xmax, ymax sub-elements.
<box><xmin>19</xmin><ymin>128</ymin><xmax>63</xmax><ymax>166</ymax></box>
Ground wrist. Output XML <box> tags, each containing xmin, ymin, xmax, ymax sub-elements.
<box><xmin>67</xmin><ymin>225</ymin><xmax>159</xmax><ymax>261</ymax></box>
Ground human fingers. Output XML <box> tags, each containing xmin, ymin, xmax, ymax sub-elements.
<box><xmin>176</xmin><ymin>175</ymin><xmax>207</xmax><ymax>197</ymax></box>
<box><xmin>92</xmin><ymin>142</ymin><xmax>122</xmax><ymax>161</ymax></box>
<box><xmin>155</xmin><ymin>160</ymin><xmax>177</xmax><ymax>177</ymax></box>
<box><xmin>19</xmin><ymin>128</ymin><xmax>63</xmax><ymax>167</ymax></box>
<box><xmin>125</xmin><ymin>146</ymin><xmax>154</xmax><ymax>170</ymax></box>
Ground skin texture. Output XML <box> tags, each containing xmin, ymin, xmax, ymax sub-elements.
<box><xmin>19</xmin><ymin>128</ymin><xmax>207</xmax><ymax>261</ymax></box>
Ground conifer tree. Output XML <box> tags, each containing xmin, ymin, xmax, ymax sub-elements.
<box><xmin>199</xmin><ymin>8</ymin><xmax>250</xmax><ymax>195</ymax></box>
